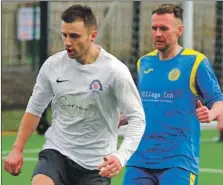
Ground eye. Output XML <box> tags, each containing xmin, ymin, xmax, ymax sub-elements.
<box><xmin>61</xmin><ymin>33</ymin><xmax>66</xmax><ymax>38</ymax></box>
<box><xmin>160</xmin><ymin>26</ymin><xmax>168</xmax><ymax>31</ymax></box>
<box><xmin>152</xmin><ymin>26</ymin><xmax>157</xmax><ymax>31</ymax></box>
<box><xmin>70</xmin><ymin>33</ymin><xmax>80</xmax><ymax>39</ymax></box>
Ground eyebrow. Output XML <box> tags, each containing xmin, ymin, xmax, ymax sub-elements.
<box><xmin>61</xmin><ymin>32</ymin><xmax>81</xmax><ymax>36</ymax></box>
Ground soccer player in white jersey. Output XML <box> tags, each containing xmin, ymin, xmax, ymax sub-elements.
<box><xmin>4</xmin><ymin>4</ymin><xmax>145</xmax><ymax>185</ymax></box>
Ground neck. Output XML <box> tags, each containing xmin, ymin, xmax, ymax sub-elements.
<box><xmin>78</xmin><ymin>44</ymin><xmax>100</xmax><ymax>65</ymax></box>
<box><xmin>159</xmin><ymin>44</ymin><xmax>182</xmax><ymax>60</ymax></box>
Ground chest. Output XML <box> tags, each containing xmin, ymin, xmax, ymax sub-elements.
<box><xmin>138</xmin><ymin>58</ymin><xmax>194</xmax><ymax>91</ymax></box>
<box><xmin>49</xmin><ymin>65</ymin><xmax>112</xmax><ymax>97</ymax></box>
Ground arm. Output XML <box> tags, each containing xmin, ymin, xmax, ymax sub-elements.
<box><xmin>4</xmin><ymin>113</ymin><xmax>40</xmax><ymax>176</ymax></box>
<box><xmin>217</xmin><ymin>112</ymin><xmax>223</xmax><ymax>131</ymax></box>
<box><xmin>99</xmin><ymin>64</ymin><xmax>145</xmax><ymax>177</ymax></box>
<box><xmin>195</xmin><ymin>58</ymin><xmax>223</xmax><ymax>123</ymax></box>
<box><xmin>196</xmin><ymin>100</ymin><xmax>223</xmax><ymax>123</ymax></box>
<box><xmin>12</xmin><ymin>113</ymin><xmax>40</xmax><ymax>153</ymax></box>
<box><xmin>113</xmin><ymin>71</ymin><xmax>145</xmax><ymax>166</ymax></box>
<box><xmin>4</xmin><ymin>60</ymin><xmax>53</xmax><ymax>176</ymax></box>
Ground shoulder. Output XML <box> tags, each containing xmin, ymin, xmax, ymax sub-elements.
<box><xmin>137</xmin><ymin>49</ymin><xmax>158</xmax><ymax>72</ymax></box>
<box><xmin>40</xmin><ymin>50</ymin><xmax>68</xmax><ymax>72</ymax></box>
<box><xmin>102</xmin><ymin>48</ymin><xmax>130</xmax><ymax>75</ymax></box>
<box><xmin>138</xmin><ymin>49</ymin><xmax>158</xmax><ymax>63</ymax></box>
<box><xmin>181</xmin><ymin>48</ymin><xmax>210</xmax><ymax>71</ymax></box>
<box><xmin>44</xmin><ymin>50</ymin><xmax>67</xmax><ymax>66</ymax></box>
<box><xmin>181</xmin><ymin>48</ymin><xmax>207</xmax><ymax>59</ymax></box>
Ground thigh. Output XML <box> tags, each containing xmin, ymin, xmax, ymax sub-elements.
<box><xmin>123</xmin><ymin>166</ymin><xmax>156</xmax><ymax>185</ymax></box>
<box><xmin>32</xmin><ymin>149</ymin><xmax>70</xmax><ymax>185</ymax></box>
<box><xmin>158</xmin><ymin>168</ymin><xmax>197</xmax><ymax>185</ymax></box>
<box><xmin>77</xmin><ymin>170</ymin><xmax>111</xmax><ymax>185</ymax></box>
<box><xmin>67</xmin><ymin>159</ymin><xmax>110</xmax><ymax>185</ymax></box>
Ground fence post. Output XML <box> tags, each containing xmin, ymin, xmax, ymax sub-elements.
<box><xmin>214</xmin><ymin>1</ymin><xmax>223</xmax><ymax>142</ymax></box>
<box><xmin>36</xmin><ymin>1</ymin><xmax>50</xmax><ymax>135</ymax></box>
<box><xmin>129</xmin><ymin>1</ymin><xmax>140</xmax><ymax>83</ymax></box>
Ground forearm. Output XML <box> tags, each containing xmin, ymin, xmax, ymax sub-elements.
<box><xmin>13</xmin><ymin>112</ymin><xmax>40</xmax><ymax>152</ymax></box>
<box><xmin>210</xmin><ymin>101</ymin><xmax>223</xmax><ymax>121</ymax></box>
<box><xmin>114</xmin><ymin>116</ymin><xmax>145</xmax><ymax>167</ymax></box>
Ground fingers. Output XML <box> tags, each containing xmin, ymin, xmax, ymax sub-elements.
<box><xmin>4</xmin><ymin>159</ymin><xmax>18</xmax><ymax>175</ymax></box>
<box><xmin>196</xmin><ymin>100</ymin><xmax>203</xmax><ymax>108</ymax></box>
<box><xmin>98</xmin><ymin>157</ymin><xmax>109</xmax><ymax>169</ymax></box>
<box><xmin>4</xmin><ymin>154</ymin><xmax>23</xmax><ymax>176</ymax></box>
<box><xmin>99</xmin><ymin>165</ymin><xmax>121</xmax><ymax>178</ymax></box>
<box><xmin>196</xmin><ymin>103</ymin><xmax>212</xmax><ymax>123</ymax></box>
<box><xmin>196</xmin><ymin>114</ymin><xmax>212</xmax><ymax>123</ymax></box>
<box><xmin>98</xmin><ymin>155</ymin><xmax>122</xmax><ymax>178</ymax></box>
<box><xmin>15</xmin><ymin>159</ymin><xmax>23</xmax><ymax>175</ymax></box>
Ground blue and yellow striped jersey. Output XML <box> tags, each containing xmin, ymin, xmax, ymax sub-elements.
<box><xmin>127</xmin><ymin>48</ymin><xmax>223</xmax><ymax>175</ymax></box>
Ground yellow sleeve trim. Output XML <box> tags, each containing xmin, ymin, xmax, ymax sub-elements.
<box><xmin>190</xmin><ymin>173</ymin><xmax>196</xmax><ymax>185</ymax></box>
<box><xmin>137</xmin><ymin>59</ymin><xmax>141</xmax><ymax>73</ymax></box>
<box><xmin>146</xmin><ymin>49</ymin><xmax>158</xmax><ymax>56</ymax></box>
<box><xmin>181</xmin><ymin>48</ymin><xmax>205</xmax><ymax>57</ymax></box>
<box><xmin>137</xmin><ymin>50</ymin><xmax>158</xmax><ymax>73</ymax></box>
<box><xmin>181</xmin><ymin>48</ymin><xmax>206</xmax><ymax>96</ymax></box>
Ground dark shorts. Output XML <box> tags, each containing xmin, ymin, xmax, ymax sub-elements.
<box><xmin>32</xmin><ymin>149</ymin><xmax>111</xmax><ymax>185</ymax></box>
<box><xmin>123</xmin><ymin>166</ymin><xmax>198</xmax><ymax>185</ymax></box>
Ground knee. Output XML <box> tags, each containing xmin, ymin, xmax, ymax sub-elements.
<box><xmin>32</xmin><ymin>174</ymin><xmax>55</xmax><ymax>185</ymax></box>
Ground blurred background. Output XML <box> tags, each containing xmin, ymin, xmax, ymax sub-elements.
<box><xmin>1</xmin><ymin>1</ymin><xmax>223</xmax><ymax>185</ymax></box>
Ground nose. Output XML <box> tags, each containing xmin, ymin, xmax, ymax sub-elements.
<box><xmin>64</xmin><ymin>37</ymin><xmax>72</xmax><ymax>47</ymax></box>
<box><xmin>155</xmin><ymin>29</ymin><xmax>162</xmax><ymax>37</ymax></box>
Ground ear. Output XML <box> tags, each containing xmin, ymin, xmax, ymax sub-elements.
<box><xmin>90</xmin><ymin>31</ymin><xmax>98</xmax><ymax>42</ymax></box>
<box><xmin>177</xmin><ymin>24</ymin><xmax>184</xmax><ymax>37</ymax></box>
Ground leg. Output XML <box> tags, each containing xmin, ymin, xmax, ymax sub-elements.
<box><xmin>122</xmin><ymin>166</ymin><xmax>156</xmax><ymax>185</ymax></box>
<box><xmin>67</xmin><ymin>159</ymin><xmax>110</xmax><ymax>185</ymax></box>
<box><xmin>32</xmin><ymin>174</ymin><xmax>54</xmax><ymax>185</ymax></box>
<box><xmin>78</xmin><ymin>170</ymin><xmax>111</xmax><ymax>185</ymax></box>
<box><xmin>158</xmin><ymin>167</ymin><xmax>197</xmax><ymax>185</ymax></box>
<box><xmin>32</xmin><ymin>149</ymin><xmax>70</xmax><ymax>185</ymax></box>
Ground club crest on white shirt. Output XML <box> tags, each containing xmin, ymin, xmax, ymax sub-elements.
<box><xmin>90</xmin><ymin>80</ymin><xmax>102</xmax><ymax>91</ymax></box>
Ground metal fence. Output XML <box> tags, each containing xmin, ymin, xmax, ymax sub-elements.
<box><xmin>2</xmin><ymin>1</ymin><xmax>223</xmax><ymax>110</ymax></box>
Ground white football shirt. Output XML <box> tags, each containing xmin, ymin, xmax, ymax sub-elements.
<box><xmin>26</xmin><ymin>47</ymin><xmax>145</xmax><ymax>170</ymax></box>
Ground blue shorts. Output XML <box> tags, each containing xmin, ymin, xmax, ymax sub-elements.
<box><xmin>123</xmin><ymin>166</ymin><xmax>198</xmax><ymax>185</ymax></box>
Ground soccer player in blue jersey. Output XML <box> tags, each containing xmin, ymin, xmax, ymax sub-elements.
<box><xmin>123</xmin><ymin>4</ymin><xmax>223</xmax><ymax>185</ymax></box>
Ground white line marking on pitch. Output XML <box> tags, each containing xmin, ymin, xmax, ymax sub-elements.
<box><xmin>200</xmin><ymin>168</ymin><xmax>223</xmax><ymax>173</ymax></box>
<box><xmin>2</xmin><ymin>149</ymin><xmax>40</xmax><ymax>155</ymax></box>
<box><xmin>2</xmin><ymin>156</ymin><xmax>37</xmax><ymax>161</ymax></box>
<box><xmin>2</xmin><ymin>152</ymin><xmax>223</xmax><ymax>174</ymax></box>
<box><xmin>2</xmin><ymin>149</ymin><xmax>223</xmax><ymax>174</ymax></box>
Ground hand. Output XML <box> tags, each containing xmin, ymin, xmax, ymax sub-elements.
<box><xmin>98</xmin><ymin>155</ymin><xmax>122</xmax><ymax>178</ymax></box>
<box><xmin>196</xmin><ymin>100</ymin><xmax>214</xmax><ymax>123</ymax></box>
<box><xmin>4</xmin><ymin>149</ymin><xmax>23</xmax><ymax>176</ymax></box>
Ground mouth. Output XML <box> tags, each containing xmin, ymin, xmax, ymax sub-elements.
<box><xmin>155</xmin><ymin>41</ymin><xmax>165</xmax><ymax>44</ymax></box>
<box><xmin>66</xmin><ymin>48</ymin><xmax>74</xmax><ymax>55</ymax></box>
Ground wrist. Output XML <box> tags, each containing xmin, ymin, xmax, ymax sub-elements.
<box><xmin>12</xmin><ymin>143</ymin><xmax>24</xmax><ymax>153</ymax></box>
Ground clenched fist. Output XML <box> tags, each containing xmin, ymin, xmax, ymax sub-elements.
<box><xmin>4</xmin><ymin>149</ymin><xmax>23</xmax><ymax>176</ymax></box>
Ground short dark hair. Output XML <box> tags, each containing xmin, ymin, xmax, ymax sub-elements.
<box><xmin>61</xmin><ymin>4</ymin><xmax>97</xmax><ymax>29</ymax></box>
<box><xmin>152</xmin><ymin>4</ymin><xmax>184</xmax><ymax>21</ymax></box>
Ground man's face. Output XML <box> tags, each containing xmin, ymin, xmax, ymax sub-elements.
<box><xmin>61</xmin><ymin>20</ymin><xmax>97</xmax><ymax>60</ymax></box>
<box><xmin>151</xmin><ymin>13</ymin><xmax>183</xmax><ymax>52</ymax></box>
